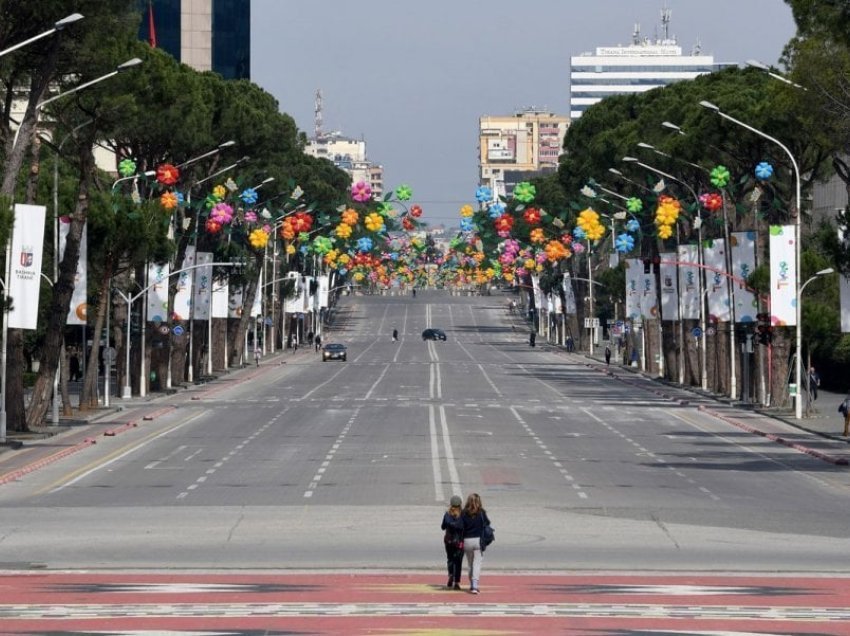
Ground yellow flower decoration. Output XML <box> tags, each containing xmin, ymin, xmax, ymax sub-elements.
<box><xmin>286</xmin><ymin>244</ymin><xmax>296</xmax><ymax>255</ymax></box>
<box><xmin>342</xmin><ymin>208</ymin><xmax>359</xmax><ymax>226</ymax></box>
<box><xmin>337</xmin><ymin>253</ymin><xmax>351</xmax><ymax>266</ymax></box>
<box><xmin>658</xmin><ymin>224</ymin><xmax>674</xmax><ymax>240</ymax></box>
<box><xmin>353</xmin><ymin>272</ymin><xmax>365</xmax><ymax>281</ymax></box>
<box><xmin>585</xmin><ymin>224</ymin><xmax>605</xmax><ymax>241</ymax></box>
<box><xmin>248</xmin><ymin>228</ymin><xmax>270</xmax><ymax>249</ymax></box>
<box><xmin>460</xmin><ymin>204</ymin><xmax>474</xmax><ymax>217</ymax></box>
<box><xmin>364</xmin><ymin>212</ymin><xmax>384</xmax><ymax>232</ymax></box>
<box><xmin>213</xmin><ymin>185</ymin><xmax>226</xmax><ymax>200</ymax></box>
<box><xmin>524</xmin><ymin>258</ymin><xmax>536</xmax><ymax>270</ymax></box>
<box><xmin>334</xmin><ymin>223</ymin><xmax>353</xmax><ymax>239</ymax></box>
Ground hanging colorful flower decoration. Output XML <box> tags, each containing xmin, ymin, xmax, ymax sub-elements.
<box><xmin>655</xmin><ymin>195</ymin><xmax>681</xmax><ymax>225</ymax></box>
<box><xmin>364</xmin><ymin>212</ymin><xmax>384</xmax><ymax>232</ymax></box>
<box><xmin>356</xmin><ymin>237</ymin><xmax>373</xmax><ymax>252</ymax></box>
<box><xmin>244</xmin><ymin>210</ymin><xmax>258</xmax><ymax>223</ymax></box>
<box><xmin>312</xmin><ymin>236</ymin><xmax>333</xmax><ymax>254</ymax></box>
<box><xmin>494</xmin><ymin>213</ymin><xmax>514</xmax><ymax>235</ymax></box>
<box><xmin>513</xmin><ymin>182</ymin><xmax>536</xmax><ymax>203</ymax></box>
<box><xmin>341</xmin><ymin>208</ymin><xmax>359</xmax><ymax>226</ymax></box>
<box><xmin>529</xmin><ymin>228</ymin><xmax>546</xmax><ymax>244</ymax></box>
<box><xmin>334</xmin><ymin>222</ymin><xmax>353</xmax><ymax>239</ymax></box>
<box><xmin>290</xmin><ymin>211</ymin><xmax>313</xmax><ymax>233</ymax></box>
<box><xmin>460</xmin><ymin>204</ymin><xmax>474</xmax><ymax>217</ymax></box>
<box><xmin>489</xmin><ymin>201</ymin><xmax>506</xmax><ymax>216</ymax></box>
<box><xmin>475</xmin><ymin>186</ymin><xmax>492</xmax><ymax>203</ymax></box>
<box><xmin>573</xmin><ymin>226</ymin><xmax>587</xmax><ymax>240</ymax></box>
<box><xmin>351</xmin><ymin>181</ymin><xmax>372</xmax><ymax>202</ymax></box>
<box><xmin>209</xmin><ymin>203</ymin><xmax>234</xmax><ymax>228</ymax></box>
<box><xmin>580</xmin><ymin>185</ymin><xmax>597</xmax><ymax>198</ymax></box>
<box><xmin>625</xmin><ymin>219</ymin><xmax>641</xmax><ymax>233</ymax></box>
<box><xmin>615</xmin><ymin>233</ymin><xmax>635</xmax><ymax>252</ymax></box>
<box><xmin>699</xmin><ymin>192</ymin><xmax>723</xmax><ymax>212</ymax></box>
<box><xmin>118</xmin><ymin>158</ymin><xmax>136</xmax><ymax>177</ymax></box>
<box><xmin>576</xmin><ymin>208</ymin><xmax>605</xmax><ymax>240</ymax></box>
<box><xmin>755</xmin><ymin>161</ymin><xmax>774</xmax><ymax>180</ymax></box>
<box><xmin>240</xmin><ymin>188</ymin><xmax>258</xmax><ymax>205</ymax></box>
<box><xmin>544</xmin><ymin>240</ymin><xmax>570</xmax><ymax>262</ymax></box>
<box><xmin>460</xmin><ymin>217</ymin><xmax>474</xmax><ymax>232</ymax></box>
<box><xmin>395</xmin><ymin>184</ymin><xmax>412</xmax><ymax>201</ymax></box>
<box><xmin>285</xmin><ymin>243</ymin><xmax>296</xmax><ymax>255</ymax></box>
<box><xmin>159</xmin><ymin>191</ymin><xmax>178</xmax><ymax>210</ymax></box>
<box><xmin>205</xmin><ymin>218</ymin><xmax>223</xmax><ymax>234</ymax></box>
<box><xmin>626</xmin><ymin>197</ymin><xmax>643</xmax><ymax>214</ymax></box>
<box><xmin>248</xmin><ymin>228</ymin><xmax>270</xmax><ymax>249</ymax></box>
<box><xmin>211</xmin><ymin>184</ymin><xmax>226</xmax><ymax>200</ymax></box>
<box><xmin>225</xmin><ymin>178</ymin><xmax>238</xmax><ymax>192</ymax></box>
<box><xmin>523</xmin><ymin>207</ymin><xmax>542</xmax><ymax>225</ymax></box>
<box><xmin>710</xmin><ymin>165</ymin><xmax>731</xmax><ymax>188</ymax></box>
<box><xmin>409</xmin><ymin>204</ymin><xmax>423</xmax><ymax>218</ymax></box>
<box><xmin>280</xmin><ymin>218</ymin><xmax>295</xmax><ymax>240</ymax></box>
<box><xmin>402</xmin><ymin>216</ymin><xmax>415</xmax><ymax>231</ymax></box>
<box><xmin>156</xmin><ymin>163</ymin><xmax>179</xmax><ymax>186</ymax></box>
<box><xmin>572</xmin><ymin>242</ymin><xmax>585</xmax><ymax>255</ymax></box>
<box><xmin>658</xmin><ymin>224</ymin><xmax>674</xmax><ymax>240</ymax></box>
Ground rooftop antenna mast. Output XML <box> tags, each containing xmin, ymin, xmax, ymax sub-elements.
<box><xmin>314</xmin><ymin>88</ymin><xmax>323</xmax><ymax>140</ymax></box>
<box><xmin>632</xmin><ymin>22</ymin><xmax>641</xmax><ymax>45</ymax></box>
<box><xmin>661</xmin><ymin>4</ymin><xmax>672</xmax><ymax>42</ymax></box>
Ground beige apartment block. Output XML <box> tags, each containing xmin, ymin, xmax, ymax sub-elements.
<box><xmin>181</xmin><ymin>0</ymin><xmax>213</xmax><ymax>72</ymax></box>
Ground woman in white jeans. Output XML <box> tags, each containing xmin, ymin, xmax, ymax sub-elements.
<box><xmin>461</xmin><ymin>493</ymin><xmax>491</xmax><ymax>594</ymax></box>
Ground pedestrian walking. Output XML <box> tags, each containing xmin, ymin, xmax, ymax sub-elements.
<box><xmin>604</xmin><ymin>345</ymin><xmax>611</xmax><ymax>366</ymax></box>
<box><xmin>461</xmin><ymin>493</ymin><xmax>492</xmax><ymax>594</ymax></box>
<box><xmin>314</xmin><ymin>334</ymin><xmax>321</xmax><ymax>352</ymax></box>
<box><xmin>307</xmin><ymin>331</ymin><xmax>314</xmax><ymax>347</ymax></box>
<box><xmin>69</xmin><ymin>352</ymin><xmax>81</xmax><ymax>382</ymax></box>
<box><xmin>809</xmin><ymin>366</ymin><xmax>821</xmax><ymax>401</ymax></box>
<box><xmin>839</xmin><ymin>395</ymin><xmax>850</xmax><ymax>436</ymax></box>
<box><xmin>412</xmin><ymin>288</ymin><xmax>416</xmax><ymax>298</ymax></box>
<box><xmin>441</xmin><ymin>495</ymin><xmax>464</xmax><ymax>590</ymax></box>
<box><xmin>566</xmin><ymin>336</ymin><xmax>574</xmax><ymax>352</ymax></box>
<box><xmin>254</xmin><ymin>348</ymin><xmax>261</xmax><ymax>366</ymax></box>
<box><xmin>392</xmin><ymin>328</ymin><xmax>398</xmax><ymax>342</ymax></box>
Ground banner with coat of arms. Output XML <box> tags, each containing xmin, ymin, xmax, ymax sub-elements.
<box><xmin>8</xmin><ymin>204</ymin><xmax>46</xmax><ymax>329</ymax></box>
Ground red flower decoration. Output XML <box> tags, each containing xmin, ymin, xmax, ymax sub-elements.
<box><xmin>156</xmin><ymin>163</ymin><xmax>180</xmax><ymax>186</ymax></box>
<box><xmin>560</xmin><ymin>233</ymin><xmax>573</xmax><ymax>245</ymax></box>
<box><xmin>205</xmin><ymin>218</ymin><xmax>222</xmax><ymax>234</ymax></box>
<box><xmin>402</xmin><ymin>216</ymin><xmax>414</xmax><ymax>230</ymax></box>
<box><xmin>494</xmin><ymin>213</ymin><xmax>514</xmax><ymax>233</ymax></box>
<box><xmin>523</xmin><ymin>207</ymin><xmax>541</xmax><ymax>225</ymax></box>
<box><xmin>699</xmin><ymin>192</ymin><xmax>723</xmax><ymax>212</ymax></box>
<box><xmin>410</xmin><ymin>204</ymin><xmax>423</xmax><ymax>218</ymax></box>
<box><xmin>290</xmin><ymin>212</ymin><xmax>313</xmax><ymax>233</ymax></box>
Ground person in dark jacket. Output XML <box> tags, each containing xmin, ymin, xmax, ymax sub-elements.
<box><xmin>461</xmin><ymin>493</ymin><xmax>491</xmax><ymax>594</ymax></box>
<box><xmin>440</xmin><ymin>495</ymin><xmax>464</xmax><ymax>589</ymax></box>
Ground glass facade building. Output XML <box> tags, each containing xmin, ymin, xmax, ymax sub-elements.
<box><xmin>138</xmin><ymin>0</ymin><xmax>250</xmax><ymax>80</ymax></box>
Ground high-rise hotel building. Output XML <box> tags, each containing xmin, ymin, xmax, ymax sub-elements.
<box><xmin>569</xmin><ymin>21</ymin><xmax>717</xmax><ymax>119</ymax></box>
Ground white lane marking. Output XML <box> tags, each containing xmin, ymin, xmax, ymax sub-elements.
<box><xmin>51</xmin><ymin>411</ymin><xmax>207</xmax><ymax>493</ymax></box>
<box><xmin>303</xmin><ymin>407</ymin><xmax>359</xmax><ymax>498</ymax></box>
<box><xmin>439</xmin><ymin>405</ymin><xmax>462</xmax><ymax>498</ymax></box>
<box><xmin>430</xmin><ymin>405</ymin><xmax>445</xmax><ymax>502</ymax></box>
<box><xmin>363</xmin><ymin>363</ymin><xmax>392</xmax><ymax>400</ymax></box>
<box><xmin>145</xmin><ymin>444</ymin><xmax>188</xmax><ymax>469</ymax></box>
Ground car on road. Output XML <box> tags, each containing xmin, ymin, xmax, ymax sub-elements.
<box><xmin>321</xmin><ymin>343</ymin><xmax>347</xmax><ymax>361</ymax></box>
<box><xmin>421</xmin><ymin>328</ymin><xmax>447</xmax><ymax>341</ymax></box>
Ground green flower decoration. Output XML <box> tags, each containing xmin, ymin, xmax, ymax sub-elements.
<box><xmin>395</xmin><ymin>184</ymin><xmax>412</xmax><ymax>201</ymax></box>
<box><xmin>118</xmin><ymin>158</ymin><xmax>136</xmax><ymax>177</ymax></box>
<box><xmin>514</xmin><ymin>182</ymin><xmax>536</xmax><ymax>203</ymax></box>
<box><xmin>204</xmin><ymin>194</ymin><xmax>220</xmax><ymax>209</ymax></box>
<box><xmin>312</xmin><ymin>236</ymin><xmax>333</xmax><ymax>254</ymax></box>
<box><xmin>626</xmin><ymin>197</ymin><xmax>643</xmax><ymax>213</ymax></box>
<box><xmin>298</xmin><ymin>231</ymin><xmax>311</xmax><ymax>243</ymax></box>
<box><xmin>378</xmin><ymin>202</ymin><xmax>395</xmax><ymax>216</ymax></box>
<box><xmin>710</xmin><ymin>165</ymin><xmax>731</xmax><ymax>188</ymax></box>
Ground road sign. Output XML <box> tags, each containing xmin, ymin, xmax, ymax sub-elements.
<box><xmin>172</xmin><ymin>325</ymin><xmax>184</xmax><ymax>336</ymax></box>
<box><xmin>584</xmin><ymin>318</ymin><xmax>600</xmax><ymax>328</ymax></box>
<box><xmin>264</xmin><ymin>317</ymin><xmax>273</xmax><ymax>326</ymax></box>
<box><xmin>158</xmin><ymin>325</ymin><xmax>170</xmax><ymax>335</ymax></box>
<box><xmin>706</xmin><ymin>326</ymin><xmax>716</xmax><ymax>336</ymax></box>
<box><xmin>691</xmin><ymin>327</ymin><xmax>703</xmax><ymax>338</ymax></box>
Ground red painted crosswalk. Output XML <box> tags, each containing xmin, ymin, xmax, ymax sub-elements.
<box><xmin>1</xmin><ymin>571</ymin><xmax>849</xmax><ymax>634</ymax></box>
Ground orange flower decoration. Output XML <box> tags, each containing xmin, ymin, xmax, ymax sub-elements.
<box><xmin>159</xmin><ymin>191</ymin><xmax>178</xmax><ymax>210</ymax></box>
<box><xmin>342</xmin><ymin>208</ymin><xmax>359</xmax><ymax>226</ymax></box>
<box><xmin>530</xmin><ymin>228</ymin><xmax>546</xmax><ymax>244</ymax></box>
<box><xmin>280</xmin><ymin>218</ymin><xmax>295</xmax><ymax>240</ymax></box>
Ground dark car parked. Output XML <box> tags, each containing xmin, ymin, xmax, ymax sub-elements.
<box><xmin>421</xmin><ymin>328</ymin><xmax>447</xmax><ymax>341</ymax></box>
<box><xmin>321</xmin><ymin>343</ymin><xmax>347</xmax><ymax>361</ymax></box>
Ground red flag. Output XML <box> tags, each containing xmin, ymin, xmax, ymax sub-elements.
<box><xmin>148</xmin><ymin>0</ymin><xmax>157</xmax><ymax>48</ymax></box>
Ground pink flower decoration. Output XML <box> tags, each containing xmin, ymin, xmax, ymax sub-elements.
<box><xmin>244</xmin><ymin>210</ymin><xmax>257</xmax><ymax>223</ymax></box>
<box><xmin>351</xmin><ymin>181</ymin><xmax>372</xmax><ymax>202</ymax></box>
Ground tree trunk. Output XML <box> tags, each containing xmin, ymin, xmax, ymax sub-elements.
<box><xmin>229</xmin><ymin>255</ymin><xmax>263</xmax><ymax>366</ymax></box>
<box><xmin>80</xmin><ymin>263</ymin><xmax>112</xmax><ymax>410</ymax></box>
<box><xmin>26</xmin><ymin>138</ymin><xmax>96</xmax><ymax>427</ymax></box>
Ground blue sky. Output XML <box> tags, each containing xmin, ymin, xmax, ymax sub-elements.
<box><xmin>251</xmin><ymin>1</ymin><xmax>797</xmax><ymax>227</ymax></box>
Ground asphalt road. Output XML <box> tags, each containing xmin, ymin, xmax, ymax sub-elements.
<box><xmin>2</xmin><ymin>289</ymin><xmax>850</xmax><ymax>573</ymax></box>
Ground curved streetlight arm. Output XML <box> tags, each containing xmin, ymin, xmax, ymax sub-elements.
<box><xmin>746</xmin><ymin>60</ymin><xmax>806</xmax><ymax>90</ymax></box>
<box><xmin>0</xmin><ymin>13</ymin><xmax>83</xmax><ymax>59</ymax></box>
<box><xmin>622</xmin><ymin>157</ymin><xmax>701</xmax><ymax>206</ymax></box>
<box><xmin>799</xmin><ymin>268</ymin><xmax>835</xmax><ymax>295</ymax></box>
<box><xmin>37</xmin><ymin>58</ymin><xmax>142</xmax><ymax>111</ymax></box>
<box><xmin>177</xmin><ymin>140</ymin><xmax>236</xmax><ymax>169</ymax></box>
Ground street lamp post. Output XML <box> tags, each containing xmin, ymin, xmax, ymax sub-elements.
<box><xmin>0</xmin><ymin>13</ymin><xmax>83</xmax><ymax>59</ymax></box>
<box><xmin>799</xmin><ymin>268</ymin><xmax>835</xmax><ymax>415</ymax></box>
<box><xmin>699</xmin><ymin>100</ymin><xmax>804</xmax><ymax>417</ymax></box>
<box><xmin>622</xmin><ymin>156</ymin><xmax>708</xmax><ymax>390</ymax></box>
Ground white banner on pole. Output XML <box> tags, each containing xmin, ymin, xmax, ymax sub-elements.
<box><xmin>173</xmin><ymin>246</ymin><xmax>195</xmax><ymax>322</ymax></box>
<box><xmin>8</xmin><ymin>204</ymin><xmax>46</xmax><ymax>329</ymax></box>
<box><xmin>841</xmin><ymin>274</ymin><xmax>850</xmax><ymax>333</ymax></box>
<box><xmin>677</xmin><ymin>244</ymin><xmax>701</xmax><ymax>320</ymax></box>
<box><xmin>625</xmin><ymin>259</ymin><xmax>641</xmax><ymax>320</ymax></box>
<box><xmin>562</xmin><ymin>274</ymin><xmax>577</xmax><ymax>314</ymax></box>
<box><xmin>191</xmin><ymin>251</ymin><xmax>213</xmax><ymax>320</ymax></box>
<box><xmin>228</xmin><ymin>284</ymin><xmax>244</xmax><ymax>318</ymax></box>
<box><xmin>146</xmin><ymin>262</ymin><xmax>169</xmax><ymax>322</ymax></box>
<box><xmin>318</xmin><ymin>275</ymin><xmax>329</xmax><ymax>308</ymax></box>
<box><xmin>284</xmin><ymin>273</ymin><xmax>304</xmax><ymax>313</ymax></box>
<box><xmin>703</xmin><ymin>238</ymin><xmax>731</xmax><ymax>322</ymax></box>
<box><xmin>769</xmin><ymin>225</ymin><xmax>797</xmax><ymax>326</ymax></box>
<box><xmin>251</xmin><ymin>273</ymin><xmax>262</xmax><ymax>318</ymax></box>
<box><xmin>638</xmin><ymin>268</ymin><xmax>658</xmax><ymax>320</ymax></box>
<box><xmin>731</xmin><ymin>231</ymin><xmax>757</xmax><ymax>323</ymax></box>
<box><xmin>212</xmin><ymin>279</ymin><xmax>229</xmax><ymax>319</ymax></box>
<box><xmin>659</xmin><ymin>252</ymin><xmax>679</xmax><ymax>321</ymax></box>
<box><xmin>58</xmin><ymin>217</ymin><xmax>87</xmax><ymax>325</ymax></box>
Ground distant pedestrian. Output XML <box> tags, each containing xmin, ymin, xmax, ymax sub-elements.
<box><xmin>441</xmin><ymin>495</ymin><xmax>464</xmax><ymax>590</ymax></box>
<box><xmin>392</xmin><ymin>328</ymin><xmax>398</xmax><ymax>342</ymax></box>
<box><xmin>461</xmin><ymin>493</ymin><xmax>492</xmax><ymax>594</ymax></box>
<box><xmin>254</xmin><ymin>348</ymin><xmax>261</xmax><ymax>366</ymax></box>
<box><xmin>69</xmin><ymin>352</ymin><xmax>81</xmax><ymax>382</ymax></box>
<box><xmin>604</xmin><ymin>345</ymin><xmax>611</xmax><ymax>366</ymax></box>
<box><xmin>412</xmin><ymin>288</ymin><xmax>416</xmax><ymax>298</ymax></box>
<box><xmin>839</xmin><ymin>395</ymin><xmax>850</xmax><ymax>436</ymax></box>
<box><xmin>314</xmin><ymin>334</ymin><xmax>321</xmax><ymax>352</ymax></box>
<box><xmin>566</xmin><ymin>336</ymin><xmax>574</xmax><ymax>352</ymax></box>
<box><xmin>809</xmin><ymin>366</ymin><xmax>821</xmax><ymax>401</ymax></box>
<box><xmin>307</xmin><ymin>331</ymin><xmax>314</xmax><ymax>347</ymax></box>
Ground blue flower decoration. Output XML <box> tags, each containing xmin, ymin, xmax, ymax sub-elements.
<box><xmin>176</xmin><ymin>192</ymin><xmax>185</xmax><ymax>205</ymax></box>
<box><xmin>390</xmin><ymin>252</ymin><xmax>399</xmax><ymax>261</ymax></box>
<box><xmin>337</xmin><ymin>267</ymin><xmax>348</xmax><ymax>275</ymax></box>
<box><xmin>240</xmin><ymin>188</ymin><xmax>258</xmax><ymax>205</ymax></box>
<box><xmin>460</xmin><ymin>217</ymin><xmax>474</xmax><ymax>232</ymax></box>
<box><xmin>573</xmin><ymin>226</ymin><xmax>586</xmax><ymax>240</ymax></box>
<box><xmin>755</xmin><ymin>161</ymin><xmax>774</xmax><ymax>180</ymax></box>
<box><xmin>488</xmin><ymin>201</ymin><xmax>506</xmax><ymax>219</ymax></box>
<box><xmin>626</xmin><ymin>219</ymin><xmax>640</xmax><ymax>233</ymax></box>
<box><xmin>356</xmin><ymin>237</ymin><xmax>373</xmax><ymax>252</ymax></box>
<box><xmin>475</xmin><ymin>186</ymin><xmax>493</xmax><ymax>203</ymax></box>
<box><xmin>615</xmin><ymin>233</ymin><xmax>635</xmax><ymax>253</ymax></box>
<box><xmin>299</xmin><ymin>245</ymin><xmax>309</xmax><ymax>255</ymax></box>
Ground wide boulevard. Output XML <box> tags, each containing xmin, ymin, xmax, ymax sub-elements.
<box><xmin>2</xmin><ymin>289</ymin><xmax>850</xmax><ymax>634</ymax></box>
